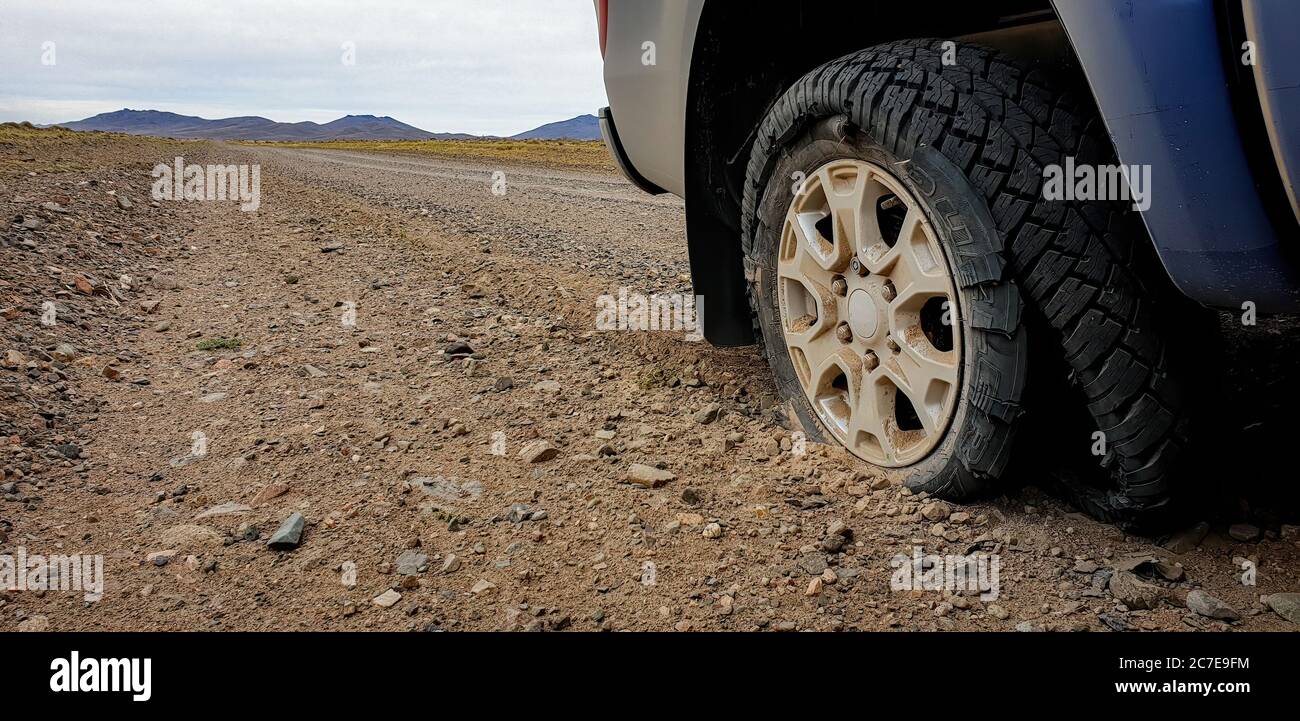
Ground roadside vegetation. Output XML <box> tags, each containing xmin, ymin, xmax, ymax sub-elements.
<box><xmin>0</xmin><ymin>122</ymin><xmax>191</xmax><ymax>174</ymax></box>
<box><xmin>244</xmin><ymin>138</ymin><xmax>617</xmax><ymax>172</ymax></box>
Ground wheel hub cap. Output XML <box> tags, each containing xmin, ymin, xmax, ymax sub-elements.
<box><xmin>846</xmin><ymin>289</ymin><xmax>879</xmax><ymax>341</ymax></box>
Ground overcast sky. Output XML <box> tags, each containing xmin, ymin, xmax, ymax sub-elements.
<box><xmin>0</xmin><ymin>0</ymin><xmax>607</xmax><ymax>136</ymax></box>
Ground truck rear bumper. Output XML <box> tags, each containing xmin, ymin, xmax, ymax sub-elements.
<box><xmin>598</xmin><ymin>106</ymin><xmax>666</xmax><ymax>195</ymax></box>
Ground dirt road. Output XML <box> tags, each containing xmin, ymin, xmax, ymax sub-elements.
<box><xmin>3</xmin><ymin>131</ymin><xmax>1299</xmax><ymax>631</ymax></box>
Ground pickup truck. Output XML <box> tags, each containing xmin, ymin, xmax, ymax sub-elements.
<box><xmin>595</xmin><ymin>0</ymin><xmax>1299</xmax><ymax>531</ymax></box>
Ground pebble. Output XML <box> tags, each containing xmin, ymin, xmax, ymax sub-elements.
<box><xmin>195</xmin><ymin>502</ymin><xmax>251</xmax><ymax>519</ymax></box>
<box><xmin>1186</xmin><ymin>590</ymin><xmax>1240</xmax><ymax>621</ymax></box>
<box><xmin>373</xmin><ymin>589</ymin><xmax>402</xmax><ymax>607</ymax></box>
<box><xmin>1108</xmin><ymin>571</ymin><xmax>1163</xmax><ymax>610</ymax></box>
<box><xmin>920</xmin><ymin>501</ymin><xmax>951</xmax><ymax>522</ymax></box>
<box><xmin>1164</xmin><ymin>521</ymin><xmax>1210</xmax><ymax>554</ymax></box>
<box><xmin>627</xmin><ymin>463</ymin><xmax>675</xmax><ymax>488</ymax></box>
<box><xmin>1263</xmin><ymin>593</ymin><xmax>1300</xmax><ymax>625</ymax></box>
<box><xmin>797</xmin><ymin>553</ymin><xmax>827</xmax><ymax>576</ymax></box>
<box><xmin>1227</xmin><ymin>523</ymin><xmax>1260</xmax><ymax>542</ymax></box>
<box><xmin>517</xmin><ymin>439</ymin><xmax>557</xmax><ymax>463</ymax></box>
<box><xmin>266</xmin><ymin>512</ymin><xmax>305</xmax><ymax>550</ymax></box>
<box><xmin>395</xmin><ymin>549</ymin><xmax>429</xmax><ymax>575</ymax></box>
<box><xmin>693</xmin><ymin>403</ymin><xmax>720</xmax><ymax>425</ymax></box>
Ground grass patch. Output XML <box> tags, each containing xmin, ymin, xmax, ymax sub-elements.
<box><xmin>637</xmin><ymin>365</ymin><xmax>670</xmax><ymax>390</ymax></box>
<box><xmin>243</xmin><ymin>138</ymin><xmax>617</xmax><ymax>172</ymax></box>
<box><xmin>0</xmin><ymin>122</ymin><xmax>192</xmax><ymax>174</ymax></box>
<box><xmin>196</xmin><ymin>337</ymin><xmax>242</xmax><ymax>351</ymax></box>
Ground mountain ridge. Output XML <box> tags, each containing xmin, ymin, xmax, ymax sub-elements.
<box><xmin>56</xmin><ymin>109</ymin><xmax>600</xmax><ymax>141</ymax></box>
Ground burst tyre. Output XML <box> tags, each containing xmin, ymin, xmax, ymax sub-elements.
<box><xmin>741</xmin><ymin>40</ymin><xmax>1201</xmax><ymax>530</ymax></box>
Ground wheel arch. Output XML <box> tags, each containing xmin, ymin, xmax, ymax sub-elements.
<box><xmin>684</xmin><ymin>0</ymin><xmax>1082</xmax><ymax>345</ymax></box>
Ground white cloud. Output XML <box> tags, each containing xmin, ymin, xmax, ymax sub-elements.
<box><xmin>0</xmin><ymin>0</ymin><xmax>607</xmax><ymax>135</ymax></box>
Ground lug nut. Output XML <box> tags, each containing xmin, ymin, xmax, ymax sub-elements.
<box><xmin>835</xmin><ymin>322</ymin><xmax>853</xmax><ymax>343</ymax></box>
<box><xmin>850</xmin><ymin>257</ymin><xmax>868</xmax><ymax>277</ymax></box>
<box><xmin>831</xmin><ymin>276</ymin><xmax>848</xmax><ymax>296</ymax></box>
<box><xmin>880</xmin><ymin>280</ymin><xmax>897</xmax><ymax>302</ymax></box>
<box><xmin>863</xmin><ymin>350</ymin><xmax>879</xmax><ymax>371</ymax></box>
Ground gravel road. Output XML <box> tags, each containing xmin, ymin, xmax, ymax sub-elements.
<box><xmin>3</xmin><ymin>135</ymin><xmax>1299</xmax><ymax>631</ymax></box>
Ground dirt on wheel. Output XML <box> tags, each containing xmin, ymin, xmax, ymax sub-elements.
<box><xmin>2</xmin><ymin>127</ymin><xmax>1299</xmax><ymax>631</ymax></box>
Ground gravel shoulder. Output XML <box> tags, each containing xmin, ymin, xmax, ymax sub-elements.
<box><xmin>3</xmin><ymin>132</ymin><xmax>1299</xmax><ymax>632</ymax></box>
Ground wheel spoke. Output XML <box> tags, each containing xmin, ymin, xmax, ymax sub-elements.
<box><xmin>779</xmin><ymin>208</ymin><xmax>841</xmax><ymax>287</ymax></box>
<box><xmin>847</xmin><ymin>377</ymin><xmax>898</xmax><ymax>464</ymax></box>
<box><xmin>787</xmin><ymin>174</ymin><xmax>853</xmax><ymax>272</ymax></box>
<box><xmin>818</xmin><ymin>164</ymin><xmax>867</xmax><ymax>254</ymax></box>
<box><xmin>785</xmin><ymin>305</ymin><xmax>841</xmax><ymax>371</ymax></box>
<box><xmin>809</xmin><ymin>349</ymin><xmax>863</xmax><ymax>435</ymax></box>
<box><xmin>880</xmin><ymin>351</ymin><xmax>954</xmax><ymax>438</ymax></box>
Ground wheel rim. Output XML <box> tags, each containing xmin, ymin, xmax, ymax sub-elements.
<box><xmin>777</xmin><ymin>159</ymin><xmax>962</xmax><ymax>468</ymax></box>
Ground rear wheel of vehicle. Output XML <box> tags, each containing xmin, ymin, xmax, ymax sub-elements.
<box><xmin>747</xmin><ymin>116</ymin><xmax>1028</xmax><ymax>500</ymax></box>
<box><xmin>741</xmin><ymin>39</ymin><xmax>1204</xmax><ymax>532</ymax></box>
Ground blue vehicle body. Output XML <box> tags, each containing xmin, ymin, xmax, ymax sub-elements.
<box><xmin>1055</xmin><ymin>0</ymin><xmax>1300</xmax><ymax>312</ymax></box>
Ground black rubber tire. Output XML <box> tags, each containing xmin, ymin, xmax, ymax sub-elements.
<box><xmin>745</xmin><ymin>118</ymin><xmax>1029</xmax><ymax>501</ymax></box>
<box><xmin>740</xmin><ymin>39</ymin><xmax>1203</xmax><ymax>532</ymax></box>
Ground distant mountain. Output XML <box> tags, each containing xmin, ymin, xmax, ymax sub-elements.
<box><xmin>510</xmin><ymin>114</ymin><xmax>600</xmax><ymax>141</ymax></box>
<box><xmin>56</xmin><ymin>108</ymin><xmax>602</xmax><ymax>142</ymax></box>
<box><xmin>58</xmin><ymin>109</ymin><xmax>469</xmax><ymax>141</ymax></box>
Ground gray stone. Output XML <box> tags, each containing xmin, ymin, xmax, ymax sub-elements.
<box><xmin>507</xmin><ymin>504</ymin><xmax>532</xmax><ymax>523</ymax></box>
<box><xmin>266</xmin><ymin>512</ymin><xmax>305</xmax><ymax>550</ymax></box>
<box><xmin>797</xmin><ymin>553</ymin><xmax>828</xmax><ymax>576</ymax></box>
<box><xmin>395</xmin><ymin>549</ymin><xmax>429</xmax><ymax>576</ymax></box>
<box><xmin>1186</xmin><ymin>590</ymin><xmax>1240</xmax><ymax>621</ymax></box>
<box><xmin>1263</xmin><ymin>593</ymin><xmax>1300</xmax><ymax>625</ymax></box>
<box><xmin>1108</xmin><ymin>571</ymin><xmax>1164</xmax><ymax>610</ymax></box>
<box><xmin>821</xmin><ymin>534</ymin><xmax>846</xmax><ymax>553</ymax></box>
<box><xmin>1164</xmin><ymin>521</ymin><xmax>1210</xmax><ymax>554</ymax></box>
<box><xmin>1227</xmin><ymin>523</ymin><xmax>1260</xmax><ymax>542</ymax></box>
<box><xmin>693</xmin><ymin>403</ymin><xmax>720</xmax><ymax>425</ymax></box>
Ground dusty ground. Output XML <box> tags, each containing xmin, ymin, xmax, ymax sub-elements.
<box><xmin>3</xmin><ymin>127</ymin><xmax>1299</xmax><ymax>631</ymax></box>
